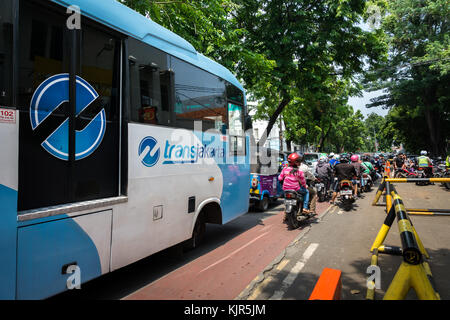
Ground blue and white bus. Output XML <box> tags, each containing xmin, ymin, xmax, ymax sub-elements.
<box><xmin>0</xmin><ymin>0</ymin><xmax>251</xmax><ymax>299</ymax></box>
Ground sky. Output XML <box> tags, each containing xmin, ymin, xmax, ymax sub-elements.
<box><xmin>347</xmin><ymin>18</ymin><xmax>391</xmax><ymax>119</ymax></box>
<box><xmin>348</xmin><ymin>89</ymin><xmax>389</xmax><ymax>119</ymax></box>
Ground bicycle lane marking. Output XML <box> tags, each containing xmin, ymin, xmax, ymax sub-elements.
<box><xmin>269</xmin><ymin>243</ymin><xmax>319</xmax><ymax>300</ymax></box>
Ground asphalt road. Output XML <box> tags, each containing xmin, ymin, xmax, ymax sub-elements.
<box><xmin>52</xmin><ymin>181</ymin><xmax>449</xmax><ymax>301</ymax></box>
<box><xmin>239</xmin><ymin>182</ymin><xmax>450</xmax><ymax>300</ymax></box>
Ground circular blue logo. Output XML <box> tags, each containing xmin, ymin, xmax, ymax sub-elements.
<box><xmin>29</xmin><ymin>73</ymin><xmax>106</xmax><ymax>161</ymax></box>
<box><xmin>138</xmin><ymin>136</ymin><xmax>160</xmax><ymax>167</ymax></box>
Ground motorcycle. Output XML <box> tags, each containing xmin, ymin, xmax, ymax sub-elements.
<box><xmin>283</xmin><ymin>190</ymin><xmax>308</xmax><ymax>229</ymax></box>
<box><xmin>339</xmin><ymin>180</ymin><xmax>354</xmax><ymax>211</ymax></box>
<box><xmin>415</xmin><ymin>166</ymin><xmax>433</xmax><ymax>186</ymax></box>
<box><xmin>355</xmin><ymin>178</ymin><xmax>362</xmax><ymax>195</ymax></box>
<box><xmin>433</xmin><ymin>163</ymin><xmax>446</xmax><ymax>178</ymax></box>
<box><xmin>434</xmin><ymin>164</ymin><xmax>450</xmax><ymax>189</ymax></box>
<box><xmin>362</xmin><ymin>173</ymin><xmax>373</xmax><ymax>192</ymax></box>
<box><xmin>394</xmin><ymin>167</ymin><xmax>418</xmax><ymax>178</ymax></box>
<box><xmin>444</xmin><ymin>168</ymin><xmax>450</xmax><ymax>190</ymax></box>
<box><xmin>315</xmin><ymin>177</ymin><xmax>328</xmax><ymax>202</ymax></box>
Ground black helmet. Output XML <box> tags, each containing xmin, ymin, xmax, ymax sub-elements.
<box><xmin>295</xmin><ymin>152</ymin><xmax>304</xmax><ymax>163</ymax></box>
<box><xmin>340</xmin><ymin>155</ymin><xmax>349</xmax><ymax>163</ymax></box>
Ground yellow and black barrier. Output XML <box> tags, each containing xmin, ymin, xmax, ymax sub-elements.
<box><xmin>373</xmin><ymin>178</ymin><xmax>450</xmax><ymax>217</ymax></box>
<box><xmin>385</xmin><ymin>177</ymin><xmax>450</xmax><ymax>184</ymax></box>
<box><xmin>406</xmin><ymin>208</ymin><xmax>450</xmax><ymax>213</ymax></box>
<box><xmin>371</xmin><ymin>178</ymin><xmax>386</xmax><ymax>207</ymax></box>
<box><xmin>407</xmin><ymin>210</ymin><xmax>450</xmax><ymax>216</ymax></box>
<box><xmin>368</xmin><ymin>183</ymin><xmax>440</xmax><ymax>300</ymax></box>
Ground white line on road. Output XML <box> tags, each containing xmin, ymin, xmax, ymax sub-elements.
<box><xmin>198</xmin><ymin>231</ymin><xmax>270</xmax><ymax>274</ymax></box>
<box><xmin>269</xmin><ymin>243</ymin><xmax>319</xmax><ymax>300</ymax></box>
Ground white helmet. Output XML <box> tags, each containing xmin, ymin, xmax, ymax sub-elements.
<box><xmin>420</xmin><ymin>150</ymin><xmax>427</xmax><ymax>156</ymax></box>
<box><xmin>328</xmin><ymin>152</ymin><xmax>335</xmax><ymax>158</ymax></box>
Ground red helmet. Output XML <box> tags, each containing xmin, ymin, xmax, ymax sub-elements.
<box><xmin>288</xmin><ymin>153</ymin><xmax>300</xmax><ymax>165</ymax></box>
<box><xmin>351</xmin><ymin>155</ymin><xmax>359</xmax><ymax>162</ymax></box>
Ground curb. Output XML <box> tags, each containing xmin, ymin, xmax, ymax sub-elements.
<box><xmin>235</xmin><ymin>203</ymin><xmax>334</xmax><ymax>300</ymax></box>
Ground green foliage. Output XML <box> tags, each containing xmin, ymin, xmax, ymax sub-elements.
<box><xmin>119</xmin><ymin>0</ymin><xmax>389</xmax><ymax>153</ymax></box>
<box><xmin>364</xmin><ymin>112</ymin><xmax>394</xmax><ymax>152</ymax></box>
<box><xmin>364</xmin><ymin>0</ymin><xmax>450</xmax><ymax>156</ymax></box>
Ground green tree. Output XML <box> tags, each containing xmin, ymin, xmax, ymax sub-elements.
<box><xmin>119</xmin><ymin>0</ymin><xmax>276</xmax><ymax>92</ymax></box>
<box><xmin>365</xmin><ymin>0</ymin><xmax>450</xmax><ymax>156</ymax></box>
<box><xmin>364</xmin><ymin>112</ymin><xmax>393</xmax><ymax>152</ymax></box>
<box><xmin>236</xmin><ymin>0</ymin><xmax>386</xmax><ymax>149</ymax></box>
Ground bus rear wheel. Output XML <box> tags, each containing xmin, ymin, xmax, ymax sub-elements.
<box><xmin>184</xmin><ymin>214</ymin><xmax>206</xmax><ymax>251</ymax></box>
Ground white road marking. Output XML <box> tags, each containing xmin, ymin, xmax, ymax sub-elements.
<box><xmin>198</xmin><ymin>231</ymin><xmax>270</xmax><ymax>274</ymax></box>
<box><xmin>269</xmin><ymin>243</ymin><xmax>319</xmax><ymax>300</ymax></box>
<box><xmin>337</xmin><ymin>209</ymin><xmax>344</xmax><ymax>215</ymax></box>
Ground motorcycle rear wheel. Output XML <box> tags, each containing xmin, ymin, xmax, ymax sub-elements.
<box><xmin>343</xmin><ymin>200</ymin><xmax>352</xmax><ymax>211</ymax></box>
<box><xmin>318</xmin><ymin>192</ymin><xmax>325</xmax><ymax>202</ymax></box>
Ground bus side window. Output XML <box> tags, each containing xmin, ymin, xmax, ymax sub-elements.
<box><xmin>170</xmin><ymin>56</ymin><xmax>227</xmax><ymax>132</ymax></box>
<box><xmin>128</xmin><ymin>38</ymin><xmax>171</xmax><ymax>126</ymax></box>
<box><xmin>228</xmin><ymin>102</ymin><xmax>246</xmax><ymax>156</ymax></box>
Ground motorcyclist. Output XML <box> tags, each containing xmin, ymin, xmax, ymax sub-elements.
<box><xmin>417</xmin><ymin>150</ymin><xmax>433</xmax><ymax>178</ymax></box>
<box><xmin>330</xmin><ymin>155</ymin><xmax>357</xmax><ymax>204</ymax></box>
<box><xmin>278</xmin><ymin>153</ymin><xmax>311</xmax><ymax>214</ymax></box>
<box><xmin>361</xmin><ymin>155</ymin><xmax>378</xmax><ymax>181</ymax></box>
<box><xmin>327</xmin><ymin>153</ymin><xmax>335</xmax><ymax>164</ymax></box>
<box><xmin>372</xmin><ymin>155</ymin><xmax>382</xmax><ymax>175</ymax></box>
<box><xmin>393</xmin><ymin>152</ymin><xmax>406</xmax><ymax>176</ymax></box>
<box><xmin>350</xmin><ymin>154</ymin><xmax>363</xmax><ymax>197</ymax></box>
<box><xmin>315</xmin><ymin>156</ymin><xmax>333</xmax><ymax>195</ymax></box>
<box><xmin>329</xmin><ymin>153</ymin><xmax>340</xmax><ymax>169</ymax></box>
<box><xmin>297</xmin><ymin>152</ymin><xmax>318</xmax><ymax>214</ymax></box>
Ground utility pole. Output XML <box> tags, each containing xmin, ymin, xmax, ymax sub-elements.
<box><xmin>373</xmin><ymin>129</ymin><xmax>378</xmax><ymax>153</ymax></box>
<box><xmin>279</xmin><ymin>114</ymin><xmax>283</xmax><ymax>152</ymax></box>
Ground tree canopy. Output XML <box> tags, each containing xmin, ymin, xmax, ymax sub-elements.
<box><xmin>364</xmin><ymin>0</ymin><xmax>450</xmax><ymax>156</ymax></box>
<box><xmin>119</xmin><ymin>0</ymin><xmax>448</xmax><ymax>156</ymax></box>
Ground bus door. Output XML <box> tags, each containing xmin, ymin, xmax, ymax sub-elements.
<box><xmin>14</xmin><ymin>0</ymin><xmax>123</xmax><ymax>299</ymax></box>
<box><xmin>17</xmin><ymin>0</ymin><xmax>122</xmax><ymax>211</ymax></box>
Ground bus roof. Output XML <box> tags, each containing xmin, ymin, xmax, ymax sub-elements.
<box><xmin>50</xmin><ymin>0</ymin><xmax>245</xmax><ymax>95</ymax></box>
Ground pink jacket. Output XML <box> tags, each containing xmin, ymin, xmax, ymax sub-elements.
<box><xmin>278</xmin><ymin>166</ymin><xmax>307</xmax><ymax>191</ymax></box>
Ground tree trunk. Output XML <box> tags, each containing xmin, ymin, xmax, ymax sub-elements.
<box><xmin>286</xmin><ymin>139</ymin><xmax>292</xmax><ymax>152</ymax></box>
<box><xmin>257</xmin><ymin>97</ymin><xmax>291</xmax><ymax>150</ymax></box>
<box><xmin>424</xmin><ymin>106</ymin><xmax>440</xmax><ymax>157</ymax></box>
<box><xmin>317</xmin><ymin>122</ymin><xmax>333</xmax><ymax>152</ymax></box>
